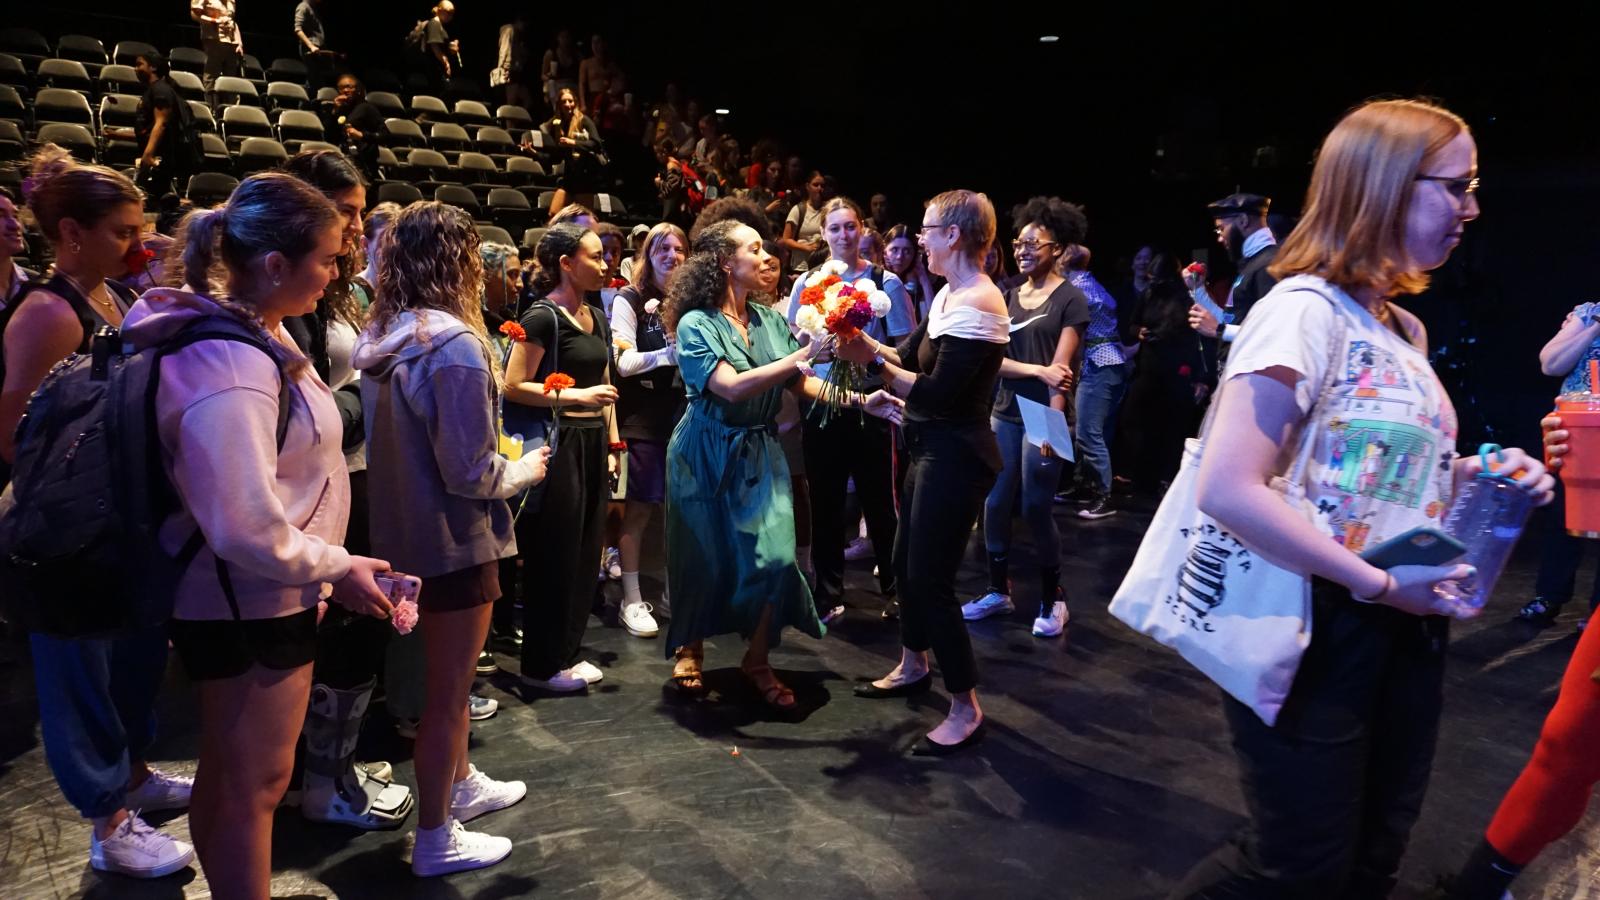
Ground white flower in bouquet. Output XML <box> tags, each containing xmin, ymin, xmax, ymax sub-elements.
<box><xmin>868</xmin><ymin>290</ymin><xmax>892</xmax><ymax>317</ymax></box>
<box><xmin>853</xmin><ymin>278</ymin><xmax>877</xmax><ymax>295</ymax></box>
<box><xmin>821</xmin><ymin>259</ymin><xmax>848</xmax><ymax>276</ymax></box>
<box><xmin>794</xmin><ymin>304</ymin><xmax>826</xmax><ymax>336</ymax></box>
<box><xmin>804</xmin><ymin>269</ymin><xmax>828</xmax><ymax>288</ymax></box>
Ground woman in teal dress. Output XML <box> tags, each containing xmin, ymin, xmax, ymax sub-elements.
<box><xmin>662</xmin><ymin>220</ymin><xmax>902</xmax><ymax>710</ymax></box>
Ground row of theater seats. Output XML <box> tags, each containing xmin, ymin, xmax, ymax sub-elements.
<box><xmin>0</xmin><ymin>27</ymin><xmax>489</xmax><ymax>101</ymax></box>
<box><xmin>0</xmin><ymin>28</ymin><xmax>654</xmax><ymax>258</ymax></box>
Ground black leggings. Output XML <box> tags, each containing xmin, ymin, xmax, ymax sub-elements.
<box><xmin>518</xmin><ymin>417</ymin><xmax>608</xmax><ymax>679</ymax></box>
<box><xmin>803</xmin><ymin>413</ymin><xmax>898</xmax><ymax>608</ymax></box>
<box><xmin>893</xmin><ymin>426</ymin><xmax>994</xmax><ymax>694</ymax></box>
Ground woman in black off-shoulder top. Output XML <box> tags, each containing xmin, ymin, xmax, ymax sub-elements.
<box><xmin>835</xmin><ymin>189</ymin><xmax>1009</xmax><ymax>755</ymax></box>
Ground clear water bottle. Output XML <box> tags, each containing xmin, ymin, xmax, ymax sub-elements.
<box><xmin>1438</xmin><ymin>444</ymin><xmax>1535</xmax><ymax>610</ymax></box>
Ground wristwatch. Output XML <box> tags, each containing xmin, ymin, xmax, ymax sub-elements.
<box><xmin>866</xmin><ymin>353</ymin><xmax>886</xmax><ymax>377</ymax></box>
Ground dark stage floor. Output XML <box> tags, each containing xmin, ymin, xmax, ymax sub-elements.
<box><xmin>2</xmin><ymin>492</ymin><xmax>1598</xmax><ymax>899</ymax></box>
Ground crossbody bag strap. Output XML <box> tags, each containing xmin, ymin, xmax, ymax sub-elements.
<box><xmin>1193</xmin><ymin>283</ymin><xmax>1350</xmax><ymax>460</ymax></box>
<box><xmin>1283</xmin><ymin>292</ymin><xmax>1351</xmax><ymax>489</ymax></box>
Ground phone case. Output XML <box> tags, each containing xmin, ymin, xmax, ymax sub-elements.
<box><xmin>1358</xmin><ymin>528</ymin><xmax>1467</xmax><ymax>569</ymax></box>
<box><xmin>375</xmin><ymin>573</ymin><xmax>422</xmax><ymax>604</ymax></box>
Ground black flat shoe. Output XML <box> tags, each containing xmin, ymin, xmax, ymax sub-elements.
<box><xmin>853</xmin><ymin>673</ymin><xmax>932</xmax><ymax>699</ymax></box>
<box><xmin>912</xmin><ymin>720</ymin><xmax>986</xmax><ymax>757</ymax></box>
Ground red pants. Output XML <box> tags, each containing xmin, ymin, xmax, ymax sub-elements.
<box><xmin>1486</xmin><ymin>607</ymin><xmax>1600</xmax><ymax>865</ymax></box>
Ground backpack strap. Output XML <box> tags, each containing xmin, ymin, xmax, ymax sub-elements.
<box><xmin>215</xmin><ymin>554</ymin><xmax>243</xmax><ymax>620</ymax></box>
<box><xmin>154</xmin><ymin>318</ymin><xmax>295</xmax><ymax>620</ymax></box>
<box><xmin>159</xmin><ymin>320</ymin><xmax>294</xmax><ymax>449</ymax></box>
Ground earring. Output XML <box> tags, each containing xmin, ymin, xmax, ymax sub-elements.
<box><xmin>70</xmin><ymin>242</ymin><xmax>81</xmax><ymax>254</ymax></box>
<box><xmin>272</xmin><ymin>277</ymin><xmax>282</xmax><ymax>287</ymax></box>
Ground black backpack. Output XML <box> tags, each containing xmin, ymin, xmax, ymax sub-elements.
<box><xmin>0</xmin><ymin>315</ymin><xmax>290</xmax><ymax>637</ymax></box>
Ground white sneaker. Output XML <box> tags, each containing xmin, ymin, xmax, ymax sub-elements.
<box><xmin>411</xmin><ymin>817</ymin><xmax>512</xmax><ymax>877</ymax></box>
<box><xmin>844</xmin><ymin>536</ymin><xmax>874</xmax><ymax>561</ymax></box>
<box><xmin>123</xmin><ymin>768</ymin><xmax>193</xmax><ymax>813</ymax></box>
<box><xmin>621</xmin><ymin>601</ymin><xmax>659</xmax><ymax>638</ymax></box>
<box><xmin>521</xmin><ymin>669</ymin><xmax>588</xmax><ymax>692</ymax></box>
<box><xmin>1032</xmin><ymin>600</ymin><xmax>1069</xmax><ymax>638</ymax></box>
<box><xmin>468</xmin><ymin>694</ymin><xmax>498</xmax><ymax>721</ymax></box>
<box><xmin>570</xmin><ymin>660</ymin><xmax>605</xmax><ymax>684</ymax></box>
<box><xmin>451</xmin><ymin>764</ymin><xmax>527</xmax><ymax>823</ymax></box>
<box><xmin>962</xmin><ymin>592</ymin><xmax>1014</xmax><ymax>621</ymax></box>
<box><xmin>90</xmin><ymin>813</ymin><xmax>195</xmax><ymax>878</ymax></box>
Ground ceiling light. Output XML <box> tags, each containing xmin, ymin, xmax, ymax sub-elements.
<box><xmin>715</xmin><ymin>108</ymin><xmax>730</xmax><ymax>115</ymax></box>
<box><xmin>1039</xmin><ymin>35</ymin><xmax>1060</xmax><ymax>43</ymax></box>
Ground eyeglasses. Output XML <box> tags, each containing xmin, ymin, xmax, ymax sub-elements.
<box><xmin>1012</xmin><ymin>240</ymin><xmax>1058</xmax><ymax>253</ymax></box>
<box><xmin>1415</xmin><ymin>174</ymin><xmax>1481</xmax><ymax>202</ymax></box>
<box><xmin>917</xmin><ymin>223</ymin><xmax>948</xmax><ymax>236</ymax></box>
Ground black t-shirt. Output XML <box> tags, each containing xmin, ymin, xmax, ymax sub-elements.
<box><xmin>327</xmin><ymin>100</ymin><xmax>384</xmax><ymax>161</ymax></box>
<box><xmin>993</xmin><ymin>280</ymin><xmax>1089</xmax><ymax>422</ymax></box>
<box><xmin>345</xmin><ymin>100</ymin><xmax>384</xmax><ymax>136</ymax></box>
<box><xmin>612</xmin><ymin>286</ymin><xmax>684</xmax><ymax>441</ymax></box>
<box><xmin>424</xmin><ymin>18</ymin><xmax>448</xmax><ymax>50</ymax></box>
<box><xmin>137</xmin><ymin>78</ymin><xmax>186</xmax><ymax>158</ymax></box>
<box><xmin>519</xmin><ymin>298</ymin><xmax>611</xmax><ymax>401</ymax></box>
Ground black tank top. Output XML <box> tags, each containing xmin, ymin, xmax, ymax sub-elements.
<box><xmin>0</xmin><ymin>272</ymin><xmax>134</xmax><ymax>388</ymax></box>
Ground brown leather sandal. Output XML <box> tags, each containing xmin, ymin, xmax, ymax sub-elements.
<box><xmin>741</xmin><ymin>663</ymin><xmax>796</xmax><ymax>711</ymax></box>
<box><xmin>672</xmin><ymin>645</ymin><xmax>706</xmax><ymax>695</ymax></box>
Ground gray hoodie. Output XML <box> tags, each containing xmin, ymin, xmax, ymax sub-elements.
<box><xmin>354</xmin><ymin>309</ymin><xmax>541</xmax><ymax>578</ymax></box>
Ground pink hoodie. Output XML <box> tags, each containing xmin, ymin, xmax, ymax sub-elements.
<box><xmin>123</xmin><ymin>288</ymin><xmax>352</xmax><ymax>622</ymax></box>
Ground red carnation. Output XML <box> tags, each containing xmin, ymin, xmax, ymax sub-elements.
<box><xmin>499</xmin><ymin>320</ymin><xmax>527</xmax><ymax>342</ymax></box>
<box><xmin>124</xmin><ymin>245</ymin><xmax>157</xmax><ymax>276</ymax></box>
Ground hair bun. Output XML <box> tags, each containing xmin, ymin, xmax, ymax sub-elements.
<box><xmin>21</xmin><ymin>144</ymin><xmax>75</xmax><ymax>204</ymax></box>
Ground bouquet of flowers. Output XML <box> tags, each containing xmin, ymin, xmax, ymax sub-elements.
<box><xmin>792</xmin><ymin>259</ymin><xmax>893</xmax><ymax>422</ymax></box>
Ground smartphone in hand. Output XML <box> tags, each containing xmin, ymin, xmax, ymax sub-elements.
<box><xmin>1359</xmin><ymin>527</ymin><xmax>1466</xmax><ymax>570</ymax></box>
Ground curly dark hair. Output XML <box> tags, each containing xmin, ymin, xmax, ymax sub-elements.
<box><xmin>662</xmin><ymin>220</ymin><xmax>745</xmax><ymax>336</ymax></box>
<box><xmin>1010</xmin><ymin>196</ymin><xmax>1088</xmax><ymax>247</ymax></box>
<box><xmin>689</xmin><ymin>196</ymin><xmax>772</xmax><ymax>243</ymax></box>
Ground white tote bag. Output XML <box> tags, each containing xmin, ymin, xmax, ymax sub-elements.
<box><xmin>1109</xmin><ymin>286</ymin><xmax>1348</xmax><ymax>726</ymax></box>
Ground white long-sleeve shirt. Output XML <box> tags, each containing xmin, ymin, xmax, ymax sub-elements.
<box><xmin>610</xmin><ymin>294</ymin><xmax>676</xmax><ymax>378</ymax></box>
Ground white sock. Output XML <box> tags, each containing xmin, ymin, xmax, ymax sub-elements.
<box><xmin>621</xmin><ymin>571</ymin><xmax>642</xmax><ymax>607</ymax></box>
<box><xmin>795</xmin><ymin>546</ymin><xmax>812</xmax><ymax>573</ymax></box>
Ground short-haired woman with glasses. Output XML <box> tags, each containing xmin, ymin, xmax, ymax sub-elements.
<box><xmin>960</xmin><ymin>197</ymin><xmax>1086</xmax><ymax>640</ymax></box>
<box><xmin>1168</xmin><ymin>99</ymin><xmax>1551</xmax><ymax>899</ymax></box>
<box><xmin>835</xmin><ymin>190</ymin><xmax>1011</xmax><ymax>755</ymax></box>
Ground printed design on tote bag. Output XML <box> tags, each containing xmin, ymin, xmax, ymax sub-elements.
<box><xmin>1166</xmin><ymin>523</ymin><xmax>1254</xmax><ymax>633</ymax></box>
